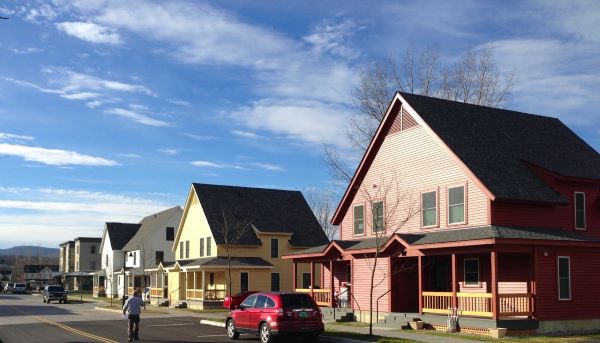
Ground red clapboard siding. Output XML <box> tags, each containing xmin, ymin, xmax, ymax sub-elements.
<box><xmin>351</xmin><ymin>257</ymin><xmax>390</xmax><ymax>312</ymax></box>
<box><xmin>492</xmin><ymin>178</ymin><xmax>600</xmax><ymax>237</ymax></box>
<box><xmin>340</xmin><ymin>124</ymin><xmax>489</xmax><ymax>240</ymax></box>
<box><xmin>535</xmin><ymin>247</ymin><xmax>600</xmax><ymax>320</ymax></box>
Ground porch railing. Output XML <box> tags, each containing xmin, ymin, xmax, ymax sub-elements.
<box><xmin>204</xmin><ymin>289</ymin><xmax>226</xmax><ymax>301</ymax></box>
<box><xmin>186</xmin><ymin>289</ymin><xmax>203</xmax><ymax>300</ymax></box>
<box><xmin>149</xmin><ymin>288</ymin><xmax>163</xmax><ymax>298</ymax></box>
<box><xmin>93</xmin><ymin>286</ymin><xmax>105</xmax><ymax>295</ymax></box>
<box><xmin>295</xmin><ymin>288</ymin><xmax>331</xmax><ymax>306</ymax></box>
<box><xmin>127</xmin><ymin>286</ymin><xmax>134</xmax><ymax>295</ymax></box>
<box><xmin>499</xmin><ymin>293</ymin><xmax>533</xmax><ymax>317</ymax></box>
<box><xmin>422</xmin><ymin>291</ymin><xmax>533</xmax><ymax>318</ymax></box>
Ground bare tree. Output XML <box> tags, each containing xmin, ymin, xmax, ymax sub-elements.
<box><xmin>356</xmin><ymin>173</ymin><xmax>418</xmax><ymax>335</ymax></box>
<box><xmin>215</xmin><ymin>206</ymin><xmax>253</xmax><ymax>310</ymax></box>
<box><xmin>304</xmin><ymin>188</ymin><xmax>338</xmax><ymax>240</ymax></box>
<box><xmin>136</xmin><ymin>241</ymin><xmax>155</xmax><ymax>308</ymax></box>
<box><xmin>326</xmin><ymin>44</ymin><xmax>516</xmax><ymax>186</ymax></box>
<box><xmin>104</xmin><ymin>254</ymin><xmax>115</xmax><ymax>306</ymax></box>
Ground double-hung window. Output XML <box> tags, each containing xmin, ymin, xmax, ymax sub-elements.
<box><xmin>422</xmin><ymin>191</ymin><xmax>437</xmax><ymax>227</ymax></box>
<box><xmin>179</xmin><ymin>242</ymin><xmax>184</xmax><ymax>259</ymax></box>
<box><xmin>185</xmin><ymin>240</ymin><xmax>190</xmax><ymax>259</ymax></box>
<box><xmin>199</xmin><ymin>238</ymin><xmax>205</xmax><ymax>257</ymax></box>
<box><xmin>270</xmin><ymin>238</ymin><xmax>279</xmax><ymax>258</ymax></box>
<box><xmin>353</xmin><ymin>205</ymin><xmax>364</xmax><ymax>235</ymax></box>
<box><xmin>558</xmin><ymin>256</ymin><xmax>571</xmax><ymax>300</ymax></box>
<box><xmin>271</xmin><ymin>273</ymin><xmax>280</xmax><ymax>292</ymax></box>
<box><xmin>575</xmin><ymin>192</ymin><xmax>586</xmax><ymax>229</ymax></box>
<box><xmin>448</xmin><ymin>186</ymin><xmax>465</xmax><ymax>224</ymax></box>
<box><xmin>206</xmin><ymin>237</ymin><xmax>212</xmax><ymax>256</ymax></box>
<box><xmin>372</xmin><ymin>201</ymin><xmax>384</xmax><ymax>232</ymax></box>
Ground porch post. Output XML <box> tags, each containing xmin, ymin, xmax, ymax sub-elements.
<box><xmin>491</xmin><ymin>251</ymin><xmax>499</xmax><ymax>320</ymax></box>
<box><xmin>310</xmin><ymin>261</ymin><xmax>315</xmax><ymax>298</ymax></box>
<box><xmin>530</xmin><ymin>246</ymin><xmax>536</xmax><ymax>318</ymax></box>
<box><xmin>193</xmin><ymin>271</ymin><xmax>197</xmax><ymax>299</ymax></box>
<box><xmin>292</xmin><ymin>262</ymin><xmax>297</xmax><ymax>290</ymax></box>
<box><xmin>451</xmin><ymin>254</ymin><xmax>457</xmax><ymax>309</ymax></box>
<box><xmin>201</xmin><ymin>270</ymin><xmax>206</xmax><ymax>301</ymax></box>
<box><xmin>418</xmin><ymin>255</ymin><xmax>423</xmax><ymax>315</ymax></box>
<box><xmin>329</xmin><ymin>260</ymin><xmax>334</xmax><ymax>307</ymax></box>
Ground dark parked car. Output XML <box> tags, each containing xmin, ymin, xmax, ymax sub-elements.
<box><xmin>43</xmin><ymin>285</ymin><xmax>68</xmax><ymax>304</ymax></box>
<box><xmin>226</xmin><ymin>292</ymin><xmax>323</xmax><ymax>343</ymax></box>
<box><xmin>223</xmin><ymin>291</ymin><xmax>258</xmax><ymax>310</ymax></box>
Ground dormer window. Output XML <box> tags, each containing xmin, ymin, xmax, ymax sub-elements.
<box><xmin>372</xmin><ymin>201</ymin><xmax>384</xmax><ymax>232</ymax></box>
<box><xmin>575</xmin><ymin>192</ymin><xmax>586</xmax><ymax>230</ymax></box>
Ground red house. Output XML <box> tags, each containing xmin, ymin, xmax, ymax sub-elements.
<box><xmin>284</xmin><ymin>92</ymin><xmax>600</xmax><ymax>334</ymax></box>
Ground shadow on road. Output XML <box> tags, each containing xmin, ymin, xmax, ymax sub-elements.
<box><xmin>0</xmin><ymin>305</ymin><xmax>75</xmax><ymax>317</ymax></box>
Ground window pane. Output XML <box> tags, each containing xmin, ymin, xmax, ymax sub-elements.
<box><xmin>266</xmin><ymin>297</ymin><xmax>276</xmax><ymax>308</ymax></box>
<box><xmin>423</xmin><ymin>209</ymin><xmax>437</xmax><ymax>226</ymax></box>
<box><xmin>559</xmin><ymin>278</ymin><xmax>571</xmax><ymax>299</ymax></box>
<box><xmin>449</xmin><ymin>204</ymin><xmax>465</xmax><ymax>224</ymax></box>
<box><xmin>558</xmin><ymin>258</ymin><xmax>570</xmax><ymax>278</ymax></box>
<box><xmin>207</xmin><ymin>237</ymin><xmax>212</xmax><ymax>256</ymax></box>
<box><xmin>464</xmin><ymin>259</ymin><xmax>479</xmax><ymax>285</ymax></box>
<box><xmin>354</xmin><ymin>205</ymin><xmax>364</xmax><ymax>234</ymax></box>
<box><xmin>271</xmin><ymin>273</ymin><xmax>280</xmax><ymax>292</ymax></box>
<box><xmin>422</xmin><ymin>192</ymin><xmax>436</xmax><ymax>209</ymax></box>
<box><xmin>302</xmin><ymin>273</ymin><xmax>311</xmax><ymax>289</ymax></box>
<box><xmin>241</xmin><ymin>295</ymin><xmax>255</xmax><ymax>307</ymax></box>
<box><xmin>449</xmin><ymin>187</ymin><xmax>465</xmax><ymax>206</ymax></box>
<box><xmin>255</xmin><ymin>295</ymin><xmax>267</xmax><ymax>308</ymax></box>
<box><xmin>271</xmin><ymin>238</ymin><xmax>279</xmax><ymax>258</ymax></box>
<box><xmin>575</xmin><ymin>193</ymin><xmax>584</xmax><ymax>211</ymax></box>
<box><xmin>372</xmin><ymin>201</ymin><xmax>384</xmax><ymax>232</ymax></box>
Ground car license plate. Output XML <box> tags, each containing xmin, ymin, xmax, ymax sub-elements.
<box><xmin>299</xmin><ymin>311</ymin><xmax>308</xmax><ymax>318</ymax></box>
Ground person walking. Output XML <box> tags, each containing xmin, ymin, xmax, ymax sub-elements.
<box><xmin>122</xmin><ymin>290</ymin><xmax>144</xmax><ymax>341</ymax></box>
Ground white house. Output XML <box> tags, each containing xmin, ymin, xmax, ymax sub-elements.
<box><xmin>94</xmin><ymin>222</ymin><xmax>141</xmax><ymax>298</ymax></box>
<box><xmin>121</xmin><ymin>206</ymin><xmax>182</xmax><ymax>297</ymax></box>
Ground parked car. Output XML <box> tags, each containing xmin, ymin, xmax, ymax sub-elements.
<box><xmin>13</xmin><ymin>283</ymin><xmax>27</xmax><ymax>294</ymax></box>
<box><xmin>3</xmin><ymin>282</ymin><xmax>15</xmax><ymax>293</ymax></box>
<box><xmin>223</xmin><ymin>291</ymin><xmax>258</xmax><ymax>310</ymax></box>
<box><xmin>43</xmin><ymin>285</ymin><xmax>68</xmax><ymax>304</ymax></box>
<box><xmin>226</xmin><ymin>292</ymin><xmax>323</xmax><ymax>343</ymax></box>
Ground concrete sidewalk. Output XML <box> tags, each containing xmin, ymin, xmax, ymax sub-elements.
<box><xmin>327</xmin><ymin>324</ymin><xmax>487</xmax><ymax>343</ymax></box>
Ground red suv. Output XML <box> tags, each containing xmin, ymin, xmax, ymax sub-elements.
<box><xmin>226</xmin><ymin>292</ymin><xmax>324</xmax><ymax>343</ymax></box>
<box><xmin>223</xmin><ymin>291</ymin><xmax>258</xmax><ymax>310</ymax></box>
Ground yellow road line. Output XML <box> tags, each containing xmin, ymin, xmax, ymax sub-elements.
<box><xmin>0</xmin><ymin>299</ymin><xmax>117</xmax><ymax>343</ymax></box>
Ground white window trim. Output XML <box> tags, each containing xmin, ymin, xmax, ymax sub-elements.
<box><xmin>353</xmin><ymin>204</ymin><xmax>366</xmax><ymax>236</ymax></box>
<box><xmin>574</xmin><ymin>192</ymin><xmax>586</xmax><ymax>230</ymax></box>
<box><xmin>558</xmin><ymin>256</ymin><xmax>572</xmax><ymax>301</ymax></box>
<box><xmin>463</xmin><ymin>258</ymin><xmax>480</xmax><ymax>286</ymax></box>
<box><xmin>447</xmin><ymin>185</ymin><xmax>467</xmax><ymax>225</ymax></box>
<box><xmin>270</xmin><ymin>272</ymin><xmax>280</xmax><ymax>292</ymax></box>
<box><xmin>240</xmin><ymin>271</ymin><xmax>250</xmax><ymax>293</ymax></box>
<box><xmin>270</xmin><ymin>238</ymin><xmax>279</xmax><ymax>258</ymax></box>
<box><xmin>421</xmin><ymin>190</ymin><xmax>439</xmax><ymax>228</ymax></box>
<box><xmin>371</xmin><ymin>200</ymin><xmax>385</xmax><ymax>234</ymax></box>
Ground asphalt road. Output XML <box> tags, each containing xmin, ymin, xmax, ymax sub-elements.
<box><xmin>0</xmin><ymin>293</ymin><xmax>367</xmax><ymax>343</ymax></box>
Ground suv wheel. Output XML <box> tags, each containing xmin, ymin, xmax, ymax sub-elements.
<box><xmin>226</xmin><ymin>319</ymin><xmax>239</xmax><ymax>340</ymax></box>
<box><xmin>259</xmin><ymin>323</ymin><xmax>272</xmax><ymax>343</ymax></box>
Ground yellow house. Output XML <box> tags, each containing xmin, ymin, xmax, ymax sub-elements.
<box><xmin>157</xmin><ymin>183</ymin><xmax>328</xmax><ymax>309</ymax></box>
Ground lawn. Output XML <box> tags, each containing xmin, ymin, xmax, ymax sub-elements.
<box><xmin>324</xmin><ymin>330</ymin><xmax>421</xmax><ymax>343</ymax></box>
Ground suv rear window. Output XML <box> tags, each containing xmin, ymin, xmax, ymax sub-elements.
<box><xmin>48</xmin><ymin>286</ymin><xmax>65</xmax><ymax>292</ymax></box>
<box><xmin>15</xmin><ymin>283</ymin><xmax>25</xmax><ymax>287</ymax></box>
<box><xmin>281</xmin><ymin>294</ymin><xmax>315</xmax><ymax>309</ymax></box>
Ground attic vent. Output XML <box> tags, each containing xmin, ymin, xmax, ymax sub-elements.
<box><xmin>388</xmin><ymin>108</ymin><xmax>419</xmax><ymax>135</ymax></box>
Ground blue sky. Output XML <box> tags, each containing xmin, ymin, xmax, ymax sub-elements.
<box><xmin>0</xmin><ymin>0</ymin><xmax>599</xmax><ymax>248</ymax></box>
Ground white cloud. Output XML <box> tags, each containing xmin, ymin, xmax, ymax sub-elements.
<box><xmin>104</xmin><ymin>108</ymin><xmax>171</xmax><ymax>127</ymax></box>
<box><xmin>0</xmin><ymin>143</ymin><xmax>118</xmax><ymax>166</ymax></box>
<box><xmin>24</xmin><ymin>4</ymin><xmax>57</xmax><ymax>22</ymax></box>
<box><xmin>303</xmin><ymin>18</ymin><xmax>363</xmax><ymax>59</ymax></box>
<box><xmin>245</xmin><ymin>162</ymin><xmax>283</xmax><ymax>171</ymax></box>
<box><xmin>158</xmin><ymin>148</ymin><xmax>178</xmax><ymax>156</ymax></box>
<box><xmin>0</xmin><ymin>132</ymin><xmax>34</xmax><ymax>143</ymax></box>
<box><xmin>117</xmin><ymin>153</ymin><xmax>141</xmax><ymax>159</ymax></box>
<box><xmin>60</xmin><ymin>92</ymin><xmax>101</xmax><ymax>100</ymax></box>
<box><xmin>10</xmin><ymin>47</ymin><xmax>42</xmax><ymax>54</ymax></box>
<box><xmin>56</xmin><ymin>21</ymin><xmax>122</xmax><ymax>44</ymax></box>
<box><xmin>232</xmin><ymin>99</ymin><xmax>351</xmax><ymax>148</ymax></box>
<box><xmin>44</xmin><ymin>67</ymin><xmax>154</xmax><ymax>96</ymax></box>
<box><xmin>190</xmin><ymin>160</ymin><xmax>243</xmax><ymax>169</ymax></box>
<box><xmin>183</xmin><ymin>133</ymin><xmax>218</xmax><ymax>141</ymax></box>
<box><xmin>231</xmin><ymin>130</ymin><xmax>261</xmax><ymax>139</ymax></box>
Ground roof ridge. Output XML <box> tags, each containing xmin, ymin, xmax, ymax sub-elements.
<box><xmin>193</xmin><ymin>182</ymin><xmax>301</xmax><ymax>193</ymax></box>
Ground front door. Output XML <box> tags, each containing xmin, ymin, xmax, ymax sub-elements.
<box><xmin>433</xmin><ymin>259</ymin><xmax>449</xmax><ymax>291</ymax></box>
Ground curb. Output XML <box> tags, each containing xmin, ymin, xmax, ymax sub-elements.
<box><xmin>199</xmin><ymin>319</ymin><xmax>225</xmax><ymax>328</ymax></box>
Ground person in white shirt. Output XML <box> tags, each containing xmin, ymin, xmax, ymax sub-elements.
<box><xmin>122</xmin><ymin>290</ymin><xmax>144</xmax><ymax>342</ymax></box>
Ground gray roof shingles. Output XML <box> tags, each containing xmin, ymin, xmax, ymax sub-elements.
<box><xmin>106</xmin><ymin>223</ymin><xmax>141</xmax><ymax>250</ymax></box>
<box><xmin>193</xmin><ymin>183</ymin><xmax>329</xmax><ymax>248</ymax></box>
<box><xmin>400</xmin><ymin>92</ymin><xmax>600</xmax><ymax>203</ymax></box>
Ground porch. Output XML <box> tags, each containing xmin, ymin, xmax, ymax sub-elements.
<box><xmin>292</xmin><ymin>259</ymin><xmax>350</xmax><ymax>307</ymax></box>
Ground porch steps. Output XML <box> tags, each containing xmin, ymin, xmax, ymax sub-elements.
<box><xmin>321</xmin><ymin>307</ymin><xmax>354</xmax><ymax>322</ymax></box>
<box><xmin>378</xmin><ymin>312</ymin><xmax>421</xmax><ymax>329</ymax></box>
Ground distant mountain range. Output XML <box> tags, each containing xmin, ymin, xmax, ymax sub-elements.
<box><xmin>0</xmin><ymin>246</ymin><xmax>59</xmax><ymax>257</ymax></box>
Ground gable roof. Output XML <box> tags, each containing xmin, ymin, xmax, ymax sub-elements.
<box><xmin>400</xmin><ymin>92</ymin><xmax>600</xmax><ymax>203</ymax></box>
<box><xmin>333</xmin><ymin>92</ymin><xmax>600</xmax><ymax>223</ymax></box>
<box><xmin>104</xmin><ymin>222</ymin><xmax>141</xmax><ymax>251</ymax></box>
<box><xmin>24</xmin><ymin>265</ymin><xmax>59</xmax><ymax>273</ymax></box>
<box><xmin>122</xmin><ymin>206</ymin><xmax>183</xmax><ymax>251</ymax></box>
<box><xmin>192</xmin><ymin>183</ymin><xmax>329</xmax><ymax>248</ymax></box>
